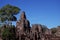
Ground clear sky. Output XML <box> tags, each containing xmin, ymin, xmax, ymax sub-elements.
<box><xmin>0</xmin><ymin>0</ymin><xmax>60</xmax><ymax>28</ymax></box>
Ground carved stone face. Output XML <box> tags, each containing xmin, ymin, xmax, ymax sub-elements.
<box><xmin>17</xmin><ymin>26</ymin><xmax>23</xmax><ymax>32</ymax></box>
<box><xmin>20</xmin><ymin>27</ymin><xmax>23</xmax><ymax>30</ymax></box>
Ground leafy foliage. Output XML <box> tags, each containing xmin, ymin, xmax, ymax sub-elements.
<box><xmin>0</xmin><ymin>4</ymin><xmax>20</xmax><ymax>40</ymax></box>
<box><xmin>1</xmin><ymin>25</ymin><xmax>16</xmax><ymax>40</ymax></box>
<box><xmin>0</xmin><ymin>4</ymin><xmax>20</xmax><ymax>23</ymax></box>
<box><xmin>0</xmin><ymin>4</ymin><xmax>20</xmax><ymax>15</ymax></box>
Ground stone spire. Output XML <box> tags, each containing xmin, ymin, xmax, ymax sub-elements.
<box><xmin>20</xmin><ymin>11</ymin><xmax>26</xmax><ymax>20</ymax></box>
<box><xmin>16</xmin><ymin>11</ymin><xmax>30</xmax><ymax>33</ymax></box>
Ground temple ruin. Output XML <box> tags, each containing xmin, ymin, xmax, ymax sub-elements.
<box><xmin>16</xmin><ymin>11</ymin><xmax>60</xmax><ymax>40</ymax></box>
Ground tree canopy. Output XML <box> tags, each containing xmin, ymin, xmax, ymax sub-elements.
<box><xmin>0</xmin><ymin>4</ymin><xmax>20</xmax><ymax>40</ymax></box>
<box><xmin>0</xmin><ymin>4</ymin><xmax>20</xmax><ymax>22</ymax></box>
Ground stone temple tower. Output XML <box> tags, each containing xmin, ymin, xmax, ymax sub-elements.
<box><xmin>16</xmin><ymin>11</ymin><xmax>30</xmax><ymax>40</ymax></box>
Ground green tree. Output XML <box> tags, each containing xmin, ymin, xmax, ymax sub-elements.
<box><xmin>0</xmin><ymin>4</ymin><xmax>20</xmax><ymax>40</ymax></box>
<box><xmin>0</xmin><ymin>4</ymin><xmax>20</xmax><ymax>25</ymax></box>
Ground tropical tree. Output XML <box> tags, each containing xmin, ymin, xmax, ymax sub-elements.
<box><xmin>0</xmin><ymin>4</ymin><xmax>20</xmax><ymax>25</ymax></box>
<box><xmin>0</xmin><ymin>4</ymin><xmax>20</xmax><ymax>40</ymax></box>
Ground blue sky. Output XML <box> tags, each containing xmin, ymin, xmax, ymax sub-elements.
<box><xmin>0</xmin><ymin>0</ymin><xmax>60</xmax><ymax>28</ymax></box>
